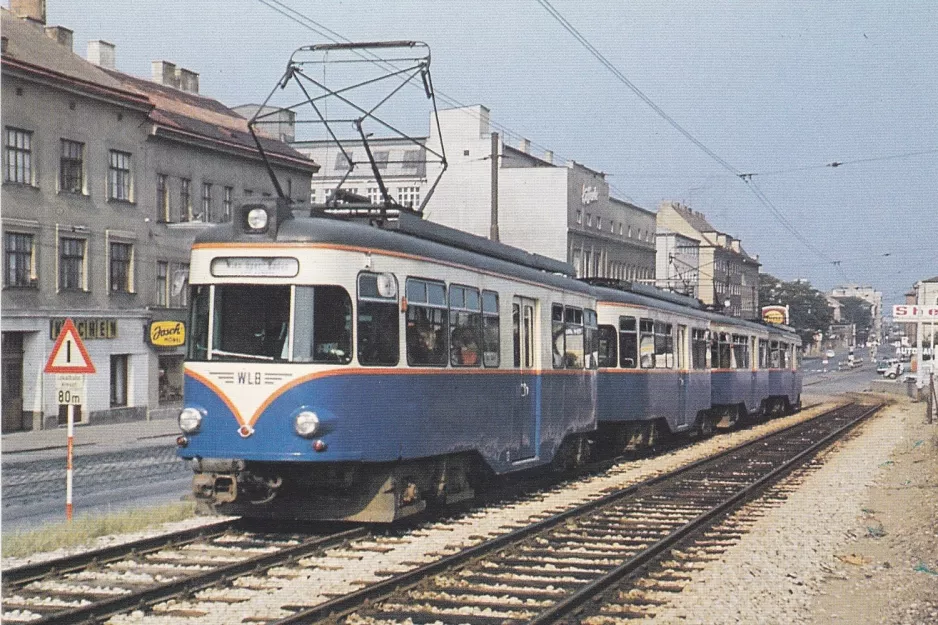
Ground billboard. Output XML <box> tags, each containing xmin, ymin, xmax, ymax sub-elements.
<box><xmin>762</xmin><ymin>305</ymin><xmax>789</xmax><ymax>325</ymax></box>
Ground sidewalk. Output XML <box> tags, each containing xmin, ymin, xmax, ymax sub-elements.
<box><xmin>1</xmin><ymin>412</ymin><xmax>181</xmax><ymax>464</ymax></box>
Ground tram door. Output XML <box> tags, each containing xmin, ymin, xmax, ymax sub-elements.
<box><xmin>677</xmin><ymin>325</ymin><xmax>688</xmax><ymax>426</ymax></box>
<box><xmin>512</xmin><ymin>297</ymin><xmax>538</xmax><ymax>461</ymax></box>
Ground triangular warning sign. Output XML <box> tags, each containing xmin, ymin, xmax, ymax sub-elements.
<box><xmin>44</xmin><ymin>319</ymin><xmax>96</xmax><ymax>374</ymax></box>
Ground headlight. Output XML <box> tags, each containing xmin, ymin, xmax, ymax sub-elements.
<box><xmin>294</xmin><ymin>411</ymin><xmax>320</xmax><ymax>437</ymax></box>
<box><xmin>178</xmin><ymin>407</ymin><xmax>203</xmax><ymax>433</ymax></box>
<box><xmin>246</xmin><ymin>208</ymin><xmax>269</xmax><ymax>231</ymax></box>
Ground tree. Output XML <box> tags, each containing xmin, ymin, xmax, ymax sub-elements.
<box><xmin>759</xmin><ymin>274</ymin><xmax>835</xmax><ymax>346</ymax></box>
<box><xmin>836</xmin><ymin>297</ymin><xmax>873</xmax><ymax>344</ymax></box>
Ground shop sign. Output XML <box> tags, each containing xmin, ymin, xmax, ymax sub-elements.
<box><xmin>50</xmin><ymin>318</ymin><xmax>117</xmax><ymax>340</ymax></box>
<box><xmin>149</xmin><ymin>321</ymin><xmax>186</xmax><ymax>347</ymax></box>
<box><xmin>762</xmin><ymin>305</ymin><xmax>789</xmax><ymax>325</ymax></box>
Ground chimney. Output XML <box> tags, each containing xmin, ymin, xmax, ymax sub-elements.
<box><xmin>87</xmin><ymin>40</ymin><xmax>116</xmax><ymax>69</ymax></box>
<box><xmin>175</xmin><ymin>67</ymin><xmax>200</xmax><ymax>94</ymax></box>
<box><xmin>152</xmin><ymin>60</ymin><xmax>178</xmax><ymax>87</ymax></box>
<box><xmin>44</xmin><ymin>26</ymin><xmax>73</xmax><ymax>52</ymax></box>
<box><xmin>731</xmin><ymin>239</ymin><xmax>741</xmax><ymax>253</ymax></box>
<box><xmin>519</xmin><ymin>138</ymin><xmax>530</xmax><ymax>153</ymax></box>
<box><xmin>10</xmin><ymin>0</ymin><xmax>46</xmax><ymax>25</ymax></box>
<box><xmin>544</xmin><ymin>150</ymin><xmax>553</xmax><ymax>164</ymax></box>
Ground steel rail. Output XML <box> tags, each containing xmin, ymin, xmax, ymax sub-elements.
<box><xmin>529</xmin><ymin>401</ymin><xmax>882</xmax><ymax>624</ymax></box>
<box><xmin>268</xmin><ymin>402</ymin><xmax>874</xmax><ymax>625</ymax></box>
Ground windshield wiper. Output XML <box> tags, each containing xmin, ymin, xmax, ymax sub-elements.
<box><xmin>210</xmin><ymin>349</ymin><xmax>275</xmax><ymax>361</ymax></box>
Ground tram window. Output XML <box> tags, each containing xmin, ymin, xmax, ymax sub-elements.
<box><xmin>552</xmin><ymin>304</ymin><xmax>565</xmax><ymax>369</ymax></box>
<box><xmin>482</xmin><ymin>290</ymin><xmax>500</xmax><ymax>367</ymax></box>
<box><xmin>293</xmin><ymin>286</ymin><xmax>352</xmax><ymax>364</ymax></box>
<box><xmin>584</xmin><ymin>309</ymin><xmax>598</xmax><ymax>369</ymax></box>
<box><xmin>598</xmin><ymin>324</ymin><xmax>617</xmax><ymax>367</ymax></box>
<box><xmin>732</xmin><ymin>334</ymin><xmax>749</xmax><ymax>369</ymax></box>
<box><xmin>692</xmin><ymin>328</ymin><xmax>709</xmax><ymax>370</ymax></box>
<box><xmin>780</xmin><ymin>342</ymin><xmax>790</xmax><ymax>368</ymax></box>
<box><xmin>770</xmin><ymin>340</ymin><xmax>781</xmax><ymax>368</ymax></box>
<box><xmin>357</xmin><ymin>273</ymin><xmax>400</xmax><ymax>366</ymax></box>
<box><xmin>564</xmin><ymin>307</ymin><xmax>584</xmax><ymax>369</ymax></box>
<box><xmin>712</xmin><ymin>332</ymin><xmax>732</xmax><ymax>369</ymax></box>
<box><xmin>513</xmin><ymin>303</ymin><xmax>521</xmax><ymax>368</ymax></box>
<box><xmin>211</xmin><ymin>284</ymin><xmax>291</xmax><ymax>361</ymax></box>
<box><xmin>639</xmin><ymin>318</ymin><xmax>655</xmax><ymax>368</ymax></box>
<box><xmin>619</xmin><ymin>316</ymin><xmax>637</xmax><ymax>368</ymax></box>
<box><xmin>654</xmin><ymin>321</ymin><xmax>674</xmax><ymax>369</ymax></box>
<box><xmin>450</xmin><ymin>285</ymin><xmax>482</xmax><ymax>367</ymax></box>
<box><xmin>759</xmin><ymin>339</ymin><xmax>769</xmax><ymax>369</ymax></box>
<box><xmin>188</xmin><ymin>285</ymin><xmax>210</xmax><ymax>360</ymax></box>
<box><xmin>406</xmin><ymin>278</ymin><xmax>447</xmax><ymax>366</ymax></box>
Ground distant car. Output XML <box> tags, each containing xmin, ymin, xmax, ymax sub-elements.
<box><xmin>876</xmin><ymin>358</ymin><xmax>897</xmax><ymax>374</ymax></box>
<box><xmin>825</xmin><ymin>350</ymin><xmax>836</xmax><ymax>358</ymax></box>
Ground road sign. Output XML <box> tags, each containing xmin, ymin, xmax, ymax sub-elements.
<box><xmin>55</xmin><ymin>374</ymin><xmax>84</xmax><ymax>405</ymax></box>
<box><xmin>44</xmin><ymin>318</ymin><xmax>96</xmax><ymax>374</ymax></box>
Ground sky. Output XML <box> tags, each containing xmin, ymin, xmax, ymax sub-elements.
<box><xmin>23</xmin><ymin>1</ymin><xmax>938</xmax><ymax>305</ymax></box>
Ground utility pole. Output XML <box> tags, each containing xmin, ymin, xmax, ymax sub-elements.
<box><xmin>490</xmin><ymin>132</ymin><xmax>500</xmax><ymax>242</ymax></box>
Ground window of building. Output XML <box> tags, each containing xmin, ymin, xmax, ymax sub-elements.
<box><xmin>60</xmin><ymin>139</ymin><xmax>84</xmax><ymax>193</ymax></box>
<box><xmin>4</xmin><ymin>232</ymin><xmax>35</xmax><ymax>287</ymax></box>
<box><xmin>171</xmin><ymin>265</ymin><xmax>189</xmax><ymax>308</ymax></box>
<box><xmin>334</xmin><ymin>151</ymin><xmax>353</xmax><ymax>171</ymax></box>
<box><xmin>618</xmin><ymin>223</ymin><xmax>623</xmax><ymax>235</ymax></box>
<box><xmin>367</xmin><ymin>187</ymin><xmax>380</xmax><ymax>204</ymax></box>
<box><xmin>59</xmin><ymin>237</ymin><xmax>86</xmax><ymax>291</ymax></box>
<box><xmin>575</xmin><ymin>209</ymin><xmax>582</xmax><ymax>224</ymax></box>
<box><xmin>586</xmin><ymin>213</ymin><xmax>592</xmax><ymax>227</ymax></box>
<box><xmin>449</xmin><ymin>285</ymin><xmax>482</xmax><ymax>367</ymax></box>
<box><xmin>157</xmin><ymin>174</ymin><xmax>169</xmax><ymax>222</ymax></box>
<box><xmin>110</xmin><ymin>354</ymin><xmax>128</xmax><ymax>407</ymax></box>
<box><xmin>157</xmin><ymin>261</ymin><xmax>168</xmax><ymax>306</ymax></box>
<box><xmin>406</xmin><ymin>278</ymin><xmax>447</xmax><ymax>366</ymax></box>
<box><xmin>596</xmin><ymin>216</ymin><xmax>602</xmax><ymax>230</ymax></box>
<box><xmin>109</xmin><ymin>241</ymin><xmax>133</xmax><ymax>293</ymax></box>
<box><xmin>4</xmin><ymin>127</ymin><xmax>32</xmax><ymax>184</ymax></box>
<box><xmin>357</xmin><ymin>272</ymin><xmax>399</xmax><ymax>366</ymax></box>
<box><xmin>402</xmin><ymin>149</ymin><xmax>421</xmax><ymax>169</ymax></box>
<box><xmin>397</xmin><ymin>186</ymin><xmax>420</xmax><ymax>208</ymax></box>
<box><xmin>180</xmin><ymin>178</ymin><xmax>191</xmax><ymax>221</ymax></box>
<box><xmin>374</xmin><ymin>150</ymin><xmax>389</xmax><ymax>170</ymax></box>
<box><xmin>201</xmin><ymin>182</ymin><xmax>212</xmax><ymax>222</ymax></box>
<box><xmin>627</xmin><ymin>225</ymin><xmax>632</xmax><ymax>238</ymax></box>
<box><xmin>223</xmin><ymin>186</ymin><xmax>233</xmax><ymax>222</ymax></box>
<box><xmin>310</xmin><ymin>188</ymin><xmax>316</xmax><ymax>204</ymax></box>
<box><xmin>108</xmin><ymin>150</ymin><xmax>132</xmax><ymax>201</ymax></box>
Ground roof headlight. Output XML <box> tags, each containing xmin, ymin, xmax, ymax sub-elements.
<box><xmin>246</xmin><ymin>207</ymin><xmax>269</xmax><ymax>231</ymax></box>
<box><xmin>294</xmin><ymin>411</ymin><xmax>320</xmax><ymax>438</ymax></box>
<box><xmin>178</xmin><ymin>407</ymin><xmax>204</xmax><ymax>433</ymax></box>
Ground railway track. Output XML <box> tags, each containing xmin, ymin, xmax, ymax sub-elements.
<box><xmin>1</xmin><ymin>520</ymin><xmax>367</xmax><ymax>624</ymax></box>
<box><xmin>267</xmin><ymin>401</ymin><xmax>881</xmax><ymax>625</ymax></box>
<box><xmin>1</xmin><ymin>402</ymin><xmax>879</xmax><ymax>625</ymax></box>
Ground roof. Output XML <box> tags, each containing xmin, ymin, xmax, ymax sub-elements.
<box><xmin>108</xmin><ymin>71</ymin><xmax>316</xmax><ymax>171</ymax></box>
<box><xmin>1</xmin><ymin>9</ymin><xmax>150</xmax><ymax>109</ymax></box>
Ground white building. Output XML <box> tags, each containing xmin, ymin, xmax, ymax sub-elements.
<box><xmin>294</xmin><ymin>105</ymin><xmax>657</xmax><ymax>281</ymax></box>
<box><xmin>829</xmin><ymin>284</ymin><xmax>883</xmax><ymax>344</ymax></box>
<box><xmin>655</xmin><ymin>229</ymin><xmax>700</xmax><ymax>298</ymax></box>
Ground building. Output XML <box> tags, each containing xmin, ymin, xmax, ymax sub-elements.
<box><xmin>655</xmin><ymin>201</ymin><xmax>760</xmax><ymax>318</ymax></box>
<box><xmin>655</xmin><ymin>229</ymin><xmax>700</xmax><ymax>299</ymax></box>
<box><xmin>829</xmin><ymin>284</ymin><xmax>883</xmax><ymax>344</ymax></box>
<box><xmin>1</xmin><ymin>3</ymin><xmax>316</xmax><ymax>432</ymax></box>
<box><xmin>899</xmin><ymin>275</ymin><xmax>938</xmax><ymax>361</ymax></box>
<box><xmin>294</xmin><ymin>105</ymin><xmax>657</xmax><ymax>281</ymax></box>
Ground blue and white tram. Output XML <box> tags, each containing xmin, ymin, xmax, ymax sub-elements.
<box><xmin>177</xmin><ymin>200</ymin><xmax>597</xmax><ymax>522</ymax></box>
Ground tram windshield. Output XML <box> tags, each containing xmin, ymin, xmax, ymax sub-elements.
<box><xmin>187</xmin><ymin>284</ymin><xmax>352</xmax><ymax>363</ymax></box>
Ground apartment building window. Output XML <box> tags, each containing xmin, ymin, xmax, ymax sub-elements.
<box><xmin>402</xmin><ymin>149</ymin><xmax>421</xmax><ymax>169</ymax></box>
<box><xmin>108</xmin><ymin>150</ymin><xmax>132</xmax><ymax>201</ymax></box>
<box><xmin>59</xmin><ymin>237</ymin><xmax>86</xmax><ymax>291</ymax></box>
<box><xmin>586</xmin><ymin>213</ymin><xmax>592</xmax><ymax>227</ymax></box>
<box><xmin>109</xmin><ymin>242</ymin><xmax>133</xmax><ymax>293</ymax></box>
<box><xmin>201</xmin><ymin>182</ymin><xmax>212</xmax><ymax>222</ymax></box>
<box><xmin>156</xmin><ymin>261</ymin><xmax>168</xmax><ymax>306</ymax></box>
<box><xmin>60</xmin><ymin>140</ymin><xmax>84</xmax><ymax>193</ymax></box>
<box><xmin>180</xmin><ymin>178</ymin><xmax>191</xmax><ymax>221</ymax></box>
<box><xmin>172</xmin><ymin>265</ymin><xmax>189</xmax><ymax>308</ymax></box>
<box><xmin>4</xmin><ymin>127</ymin><xmax>33</xmax><ymax>184</ymax></box>
<box><xmin>310</xmin><ymin>188</ymin><xmax>316</xmax><ymax>204</ymax></box>
<box><xmin>367</xmin><ymin>187</ymin><xmax>380</xmax><ymax>204</ymax></box>
<box><xmin>374</xmin><ymin>150</ymin><xmax>389</xmax><ymax>170</ymax></box>
<box><xmin>4</xmin><ymin>232</ymin><xmax>35</xmax><ymax>287</ymax></box>
<box><xmin>596</xmin><ymin>216</ymin><xmax>602</xmax><ymax>230</ymax></box>
<box><xmin>397</xmin><ymin>186</ymin><xmax>420</xmax><ymax>207</ymax></box>
<box><xmin>157</xmin><ymin>174</ymin><xmax>169</xmax><ymax>222</ymax></box>
<box><xmin>110</xmin><ymin>354</ymin><xmax>128</xmax><ymax>407</ymax></box>
<box><xmin>223</xmin><ymin>186</ymin><xmax>233</xmax><ymax>222</ymax></box>
<box><xmin>334</xmin><ymin>151</ymin><xmax>353</xmax><ymax>171</ymax></box>
<box><xmin>575</xmin><ymin>209</ymin><xmax>582</xmax><ymax>224</ymax></box>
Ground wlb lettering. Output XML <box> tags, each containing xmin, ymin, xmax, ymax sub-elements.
<box><xmin>237</xmin><ymin>371</ymin><xmax>262</xmax><ymax>385</ymax></box>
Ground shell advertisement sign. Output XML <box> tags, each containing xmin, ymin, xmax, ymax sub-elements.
<box><xmin>762</xmin><ymin>305</ymin><xmax>789</xmax><ymax>325</ymax></box>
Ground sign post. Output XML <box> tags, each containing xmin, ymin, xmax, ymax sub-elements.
<box><xmin>44</xmin><ymin>318</ymin><xmax>96</xmax><ymax>521</ymax></box>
